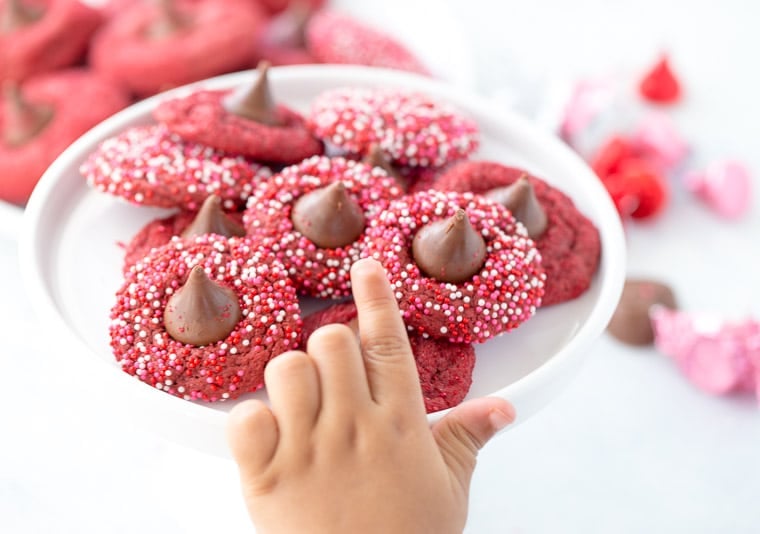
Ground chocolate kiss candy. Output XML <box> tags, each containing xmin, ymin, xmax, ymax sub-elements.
<box><xmin>222</xmin><ymin>61</ymin><xmax>283</xmax><ymax>126</ymax></box>
<box><xmin>362</xmin><ymin>143</ymin><xmax>400</xmax><ymax>178</ymax></box>
<box><xmin>1</xmin><ymin>0</ymin><xmax>42</xmax><ymax>33</ymax></box>
<box><xmin>181</xmin><ymin>195</ymin><xmax>245</xmax><ymax>239</ymax></box>
<box><xmin>291</xmin><ymin>181</ymin><xmax>366</xmax><ymax>248</ymax></box>
<box><xmin>362</xmin><ymin>142</ymin><xmax>407</xmax><ymax>190</ymax></box>
<box><xmin>146</xmin><ymin>0</ymin><xmax>189</xmax><ymax>40</ymax></box>
<box><xmin>2</xmin><ymin>83</ymin><xmax>53</xmax><ymax>147</ymax></box>
<box><xmin>412</xmin><ymin>209</ymin><xmax>487</xmax><ymax>284</ymax></box>
<box><xmin>607</xmin><ymin>278</ymin><xmax>677</xmax><ymax>346</ymax></box>
<box><xmin>164</xmin><ymin>266</ymin><xmax>242</xmax><ymax>346</ymax></box>
<box><xmin>260</xmin><ymin>0</ymin><xmax>311</xmax><ymax>49</ymax></box>
<box><xmin>485</xmin><ymin>176</ymin><xmax>548</xmax><ymax>239</ymax></box>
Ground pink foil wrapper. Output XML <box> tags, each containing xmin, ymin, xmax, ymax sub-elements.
<box><xmin>651</xmin><ymin>307</ymin><xmax>759</xmax><ymax>398</ymax></box>
<box><xmin>632</xmin><ymin>113</ymin><xmax>689</xmax><ymax>174</ymax></box>
<box><xmin>560</xmin><ymin>77</ymin><xmax>617</xmax><ymax>144</ymax></box>
<box><xmin>684</xmin><ymin>161</ymin><xmax>752</xmax><ymax>219</ymax></box>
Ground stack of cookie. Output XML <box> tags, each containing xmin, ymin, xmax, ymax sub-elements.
<box><xmin>1</xmin><ymin>0</ymin><xmax>432</xmax><ymax>206</ymax></box>
<box><xmin>82</xmin><ymin>66</ymin><xmax>600</xmax><ymax>411</ymax></box>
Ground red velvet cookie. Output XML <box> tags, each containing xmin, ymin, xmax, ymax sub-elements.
<box><xmin>435</xmin><ymin>161</ymin><xmax>601</xmax><ymax>306</ymax></box>
<box><xmin>110</xmin><ymin>234</ymin><xmax>301</xmax><ymax>402</ymax></box>
<box><xmin>122</xmin><ymin>194</ymin><xmax>246</xmax><ymax>273</ymax></box>
<box><xmin>305</xmin><ymin>10</ymin><xmax>429</xmax><ymax>75</ymax></box>
<box><xmin>89</xmin><ymin>0</ymin><xmax>266</xmax><ymax>97</ymax></box>
<box><xmin>363</xmin><ymin>190</ymin><xmax>545</xmax><ymax>344</ymax></box>
<box><xmin>302</xmin><ymin>302</ymin><xmax>475</xmax><ymax>413</ymax></box>
<box><xmin>154</xmin><ymin>64</ymin><xmax>323</xmax><ymax>164</ymax></box>
<box><xmin>0</xmin><ymin>69</ymin><xmax>129</xmax><ymax>206</ymax></box>
<box><xmin>82</xmin><ymin>124</ymin><xmax>272</xmax><ymax>210</ymax></box>
<box><xmin>403</xmin><ymin>165</ymin><xmax>444</xmax><ymax>194</ymax></box>
<box><xmin>308</xmin><ymin>87</ymin><xmax>479</xmax><ymax>168</ymax></box>
<box><xmin>0</xmin><ymin>0</ymin><xmax>102</xmax><ymax>82</ymax></box>
<box><xmin>243</xmin><ymin>155</ymin><xmax>403</xmax><ymax>298</ymax></box>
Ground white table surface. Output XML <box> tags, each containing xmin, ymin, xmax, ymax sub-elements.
<box><xmin>2</xmin><ymin>1</ymin><xmax>759</xmax><ymax>533</ymax></box>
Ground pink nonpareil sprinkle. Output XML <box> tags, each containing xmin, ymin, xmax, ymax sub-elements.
<box><xmin>651</xmin><ymin>307</ymin><xmax>759</xmax><ymax>398</ymax></box>
<box><xmin>684</xmin><ymin>161</ymin><xmax>752</xmax><ymax>219</ymax></box>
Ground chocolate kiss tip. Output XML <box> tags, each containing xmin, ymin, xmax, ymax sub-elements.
<box><xmin>265</xmin><ymin>0</ymin><xmax>312</xmax><ymax>47</ymax></box>
<box><xmin>1</xmin><ymin>0</ymin><xmax>42</xmax><ymax>33</ymax></box>
<box><xmin>485</xmin><ymin>176</ymin><xmax>548</xmax><ymax>239</ymax></box>
<box><xmin>164</xmin><ymin>266</ymin><xmax>241</xmax><ymax>346</ymax></box>
<box><xmin>146</xmin><ymin>0</ymin><xmax>188</xmax><ymax>39</ymax></box>
<box><xmin>2</xmin><ymin>82</ymin><xmax>53</xmax><ymax>147</ymax></box>
<box><xmin>181</xmin><ymin>195</ymin><xmax>245</xmax><ymax>239</ymax></box>
<box><xmin>222</xmin><ymin>61</ymin><xmax>282</xmax><ymax>126</ymax></box>
<box><xmin>363</xmin><ymin>144</ymin><xmax>400</xmax><ymax>178</ymax></box>
<box><xmin>291</xmin><ymin>181</ymin><xmax>366</xmax><ymax>249</ymax></box>
<box><xmin>412</xmin><ymin>208</ymin><xmax>487</xmax><ymax>284</ymax></box>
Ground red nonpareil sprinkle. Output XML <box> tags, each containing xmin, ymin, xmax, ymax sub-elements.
<box><xmin>639</xmin><ymin>55</ymin><xmax>682</xmax><ymax>104</ymax></box>
<box><xmin>435</xmin><ymin>161</ymin><xmax>601</xmax><ymax>306</ymax></box>
<box><xmin>308</xmin><ymin>87</ymin><xmax>479</xmax><ymax>168</ymax></box>
<box><xmin>243</xmin><ymin>156</ymin><xmax>404</xmax><ymax>299</ymax></box>
<box><xmin>110</xmin><ymin>234</ymin><xmax>301</xmax><ymax>402</ymax></box>
<box><xmin>81</xmin><ymin>124</ymin><xmax>272</xmax><ymax>210</ymax></box>
<box><xmin>362</xmin><ymin>190</ymin><xmax>545</xmax><ymax>344</ymax></box>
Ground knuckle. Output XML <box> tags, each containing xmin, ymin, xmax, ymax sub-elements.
<box><xmin>360</xmin><ymin>293</ymin><xmax>397</xmax><ymax>316</ymax></box>
<box><xmin>243</xmin><ymin>472</ymin><xmax>280</xmax><ymax>499</ymax></box>
<box><xmin>361</xmin><ymin>334</ymin><xmax>412</xmax><ymax>361</ymax></box>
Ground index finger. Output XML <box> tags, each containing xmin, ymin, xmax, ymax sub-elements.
<box><xmin>350</xmin><ymin>258</ymin><xmax>424</xmax><ymax>409</ymax></box>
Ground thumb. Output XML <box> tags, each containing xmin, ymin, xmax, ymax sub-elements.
<box><xmin>432</xmin><ymin>397</ymin><xmax>515</xmax><ymax>488</ymax></box>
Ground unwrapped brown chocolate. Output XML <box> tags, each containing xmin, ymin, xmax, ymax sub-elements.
<box><xmin>607</xmin><ymin>278</ymin><xmax>677</xmax><ymax>346</ymax></box>
<box><xmin>164</xmin><ymin>265</ymin><xmax>241</xmax><ymax>346</ymax></box>
<box><xmin>222</xmin><ymin>61</ymin><xmax>282</xmax><ymax>126</ymax></box>
<box><xmin>291</xmin><ymin>181</ymin><xmax>365</xmax><ymax>248</ymax></box>
<box><xmin>2</xmin><ymin>83</ymin><xmax>53</xmax><ymax>147</ymax></box>
<box><xmin>412</xmin><ymin>209</ymin><xmax>487</xmax><ymax>284</ymax></box>
<box><xmin>485</xmin><ymin>175</ymin><xmax>548</xmax><ymax>239</ymax></box>
<box><xmin>181</xmin><ymin>195</ymin><xmax>245</xmax><ymax>239</ymax></box>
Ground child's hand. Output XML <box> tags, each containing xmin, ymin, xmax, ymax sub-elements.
<box><xmin>227</xmin><ymin>258</ymin><xmax>515</xmax><ymax>534</ymax></box>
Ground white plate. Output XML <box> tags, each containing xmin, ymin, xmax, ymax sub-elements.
<box><xmin>20</xmin><ymin>66</ymin><xmax>625</xmax><ymax>457</ymax></box>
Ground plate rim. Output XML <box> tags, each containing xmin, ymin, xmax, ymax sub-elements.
<box><xmin>19</xmin><ymin>65</ymin><xmax>626</xmax><ymax>444</ymax></box>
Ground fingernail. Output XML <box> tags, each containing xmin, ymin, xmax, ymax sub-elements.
<box><xmin>489</xmin><ymin>407</ymin><xmax>515</xmax><ymax>431</ymax></box>
<box><xmin>353</xmin><ymin>257</ymin><xmax>383</xmax><ymax>275</ymax></box>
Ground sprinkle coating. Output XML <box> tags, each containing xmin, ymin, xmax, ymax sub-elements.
<box><xmin>122</xmin><ymin>209</ymin><xmax>246</xmax><ymax>274</ymax></box>
<box><xmin>363</xmin><ymin>190</ymin><xmax>545</xmax><ymax>344</ymax></box>
<box><xmin>82</xmin><ymin>124</ymin><xmax>271</xmax><ymax>210</ymax></box>
<box><xmin>244</xmin><ymin>155</ymin><xmax>404</xmax><ymax>298</ymax></box>
<box><xmin>305</xmin><ymin>11</ymin><xmax>429</xmax><ymax>75</ymax></box>
<box><xmin>110</xmin><ymin>234</ymin><xmax>301</xmax><ymax>402</ymax></box>
<box><xmin>154</xmin><ymin>89</ymin><xmax>323</xmax><ymax>164</ymax></box>
<box><xmin>436</xmin><ymin>161</ymin><xmax>601</xmax><ymax>306</ymax></box>
<box><xmin>308</xmin><ymin>87</ymin><xmax>479</xmax><ymax>168</ymax></box>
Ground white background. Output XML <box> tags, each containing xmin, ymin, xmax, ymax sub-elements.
<box><xmin>2</xmin><ymin>0</ymin><xmax>759</xmax><ymax>532</ymax></box>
